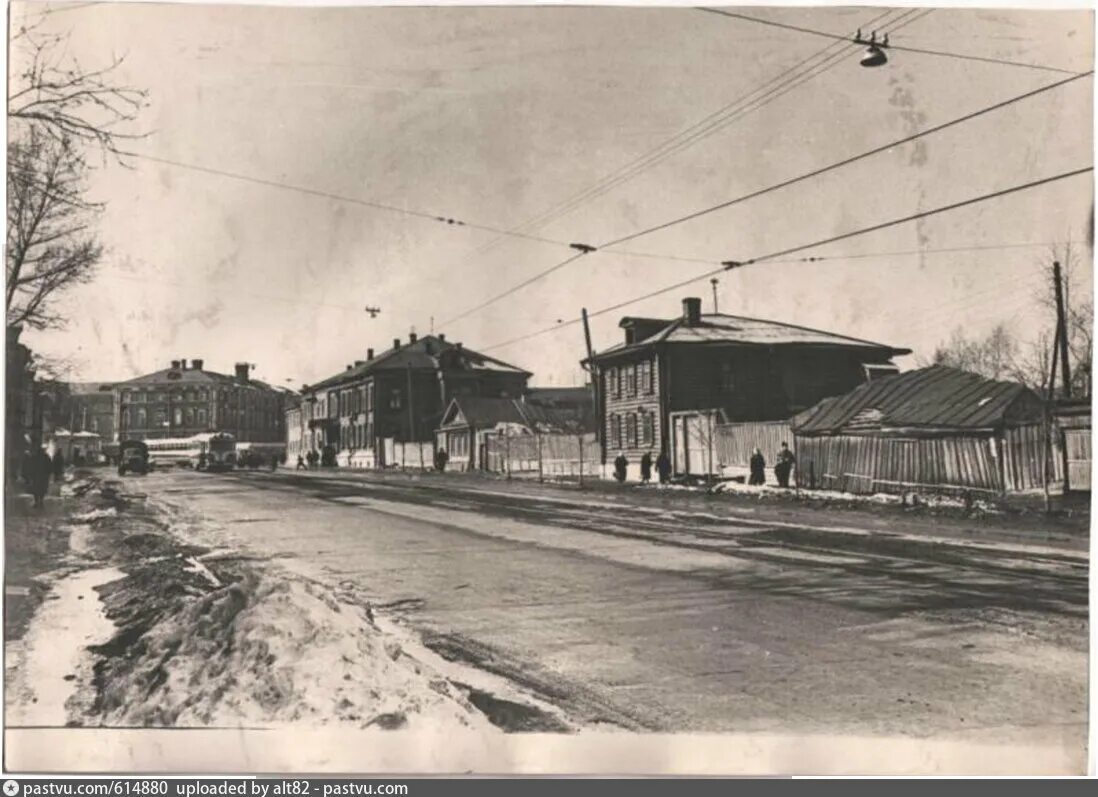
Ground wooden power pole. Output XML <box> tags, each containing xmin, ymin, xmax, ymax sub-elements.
<box><xmin>1053</xmin><ymin>260</ymin><xmax>1072</xmax><ymax>398</ymax></box>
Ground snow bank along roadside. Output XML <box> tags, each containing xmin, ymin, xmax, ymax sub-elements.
<box><xmin>11</xmin><ymin>474</ymin><xmax>568</xmax><ymax>732</ymax></box>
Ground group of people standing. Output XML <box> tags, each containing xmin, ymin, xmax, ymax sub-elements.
<box><xmin>749</xmin><ymin>442</ymin><xmax>796</xmax><ymax>488</ymax></box>
<box><xmin>295</xmin><ymin>445</ymin><xmax>338</xmax><ymax>470</ymax></box>
<box><xmin>612</xmin><ymin>442</ymin><xmax>797</xmax><ymax>488</ymax></box>
<box><xmin>613</xmin><ymin>450</ymin><xmax>672</xmax><ymax>484</ymax></box>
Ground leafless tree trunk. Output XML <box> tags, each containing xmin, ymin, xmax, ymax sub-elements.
<box><xmin>6</xmin><ymin>127</ymin><xmax>102</xmax><ymax>330</ymax></box>
<box><xmin>6</xmin><ymin>9</ymin><xmax>149</xmax><ymax>332</ymax></box>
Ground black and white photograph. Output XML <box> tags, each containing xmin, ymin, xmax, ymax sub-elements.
<box><xmin>3</xmin><ymin>0</ymin><xmax>1094</xmax><ymax>777</ymax></box>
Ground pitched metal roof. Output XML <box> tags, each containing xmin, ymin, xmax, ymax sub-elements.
<box><xmin>309</xmin><ymin>335</ymin><xmax>530</xmax><ymax>392</ymax></box>
<box><xmin>591</xmin><ymin>313</ymin><xmax>909</xmax><ymax>360</ymax></box>
<box><xmin>439</xmin><ymin>396</ymin><xmax>528</xmax><ymax>429</ymax></box>
<box><xmin>793</xmin><ymin>365</ymin><xmax>1038</xmax><ymax>434</ymax></box>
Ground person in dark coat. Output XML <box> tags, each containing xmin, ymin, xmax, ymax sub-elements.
<box><xmin>27</xmin><ymin>447</ymin><xmax>52</xmax><ymax>508</ymax></box>
<box><xmin>656</xmin><ymin>450</ymin><xmax>672</xmax><ymax>484</ymax></box>
<box><xmin>613</xmin><ymin>451</ymin><xmax>628</xmax><ymax>483</ymax></box>
<box><xmin>749</xmin><ymin>447</ymin><xmax>766</xmax><ymax>486</ymax></box>
<box><xmin>296</xmin><ymin>454</ymin><xmax>307</xmax><ymax>470</ymax></box>
<box><xmin>51</xmin><ymin>449</ymin><xmax>65</xmax><ymax>482</ymax></box>
<box><xmin>435</xmin><ymin>448</ymin><xmax>449</xmax><ymax>472</ymax></box>
<box><xmin>774</xmin><ymin>442</ymin><xmax>796</xmax><ymax>488</ymax></box>
<box><xmin>639</xmin><ymin>451</ymin><xmax>653</xmax><ymax>484</ymax></box>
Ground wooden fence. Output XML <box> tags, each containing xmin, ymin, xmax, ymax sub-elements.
<box><xmin>484</xmin><ymin>431</ymin><xmax>602</xmax><ymax>480</ymax></box>
<box><xmin>796</xmin><ymin>424</ymin><xmax>1060</xmax><ymax>496</ymax></box>
<box><xmin>715</xmin><ymin>420</ymin><xmax>794</xmax><ymax>469</ymax></box>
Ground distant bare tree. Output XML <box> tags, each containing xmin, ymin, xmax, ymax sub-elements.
<box><xmin>6</xmin><ymin>127</ymin><xmax>102</xmax><ymax>330</ymax></box>
<box><xmin>929</xmin><ymin>242</ymin><xmax>1093</xmax><ymax>397</ymax></box>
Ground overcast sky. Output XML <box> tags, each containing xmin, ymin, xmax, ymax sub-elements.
<box><xmin>11</xmin><ymin>2</ymin><xmax>1094</xmax><ymax>388</ymax></box>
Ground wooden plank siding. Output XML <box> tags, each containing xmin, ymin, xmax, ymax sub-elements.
<box><xmin>602</xmin><ymin>354</ymin><xmax>661</xmax><ymax>457</ymax></box>
<box><xmin>795</xmin><ymin>434</ymin><xmax>1010</xmax><ymax>495</ymax></box>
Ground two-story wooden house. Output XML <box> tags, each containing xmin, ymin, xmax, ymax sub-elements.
<box><xmin>292</xmin><ymin>333</ymin><xmax>531</xmax><ymax>467</ymax></box>
<box><xmin>584</xmin><ymin>297</ymin><xmax>909</xmax><ymax>477</ymax></box>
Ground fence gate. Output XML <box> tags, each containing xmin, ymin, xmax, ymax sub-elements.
<box><xmin>670</xmin><ymin>410</ymin><xmax>719</xmax><ymax>476</ymax></box>
<box><xmin>1064</xmin><ymin>428</ymin><xmax>1091</xmax><ymax>492</ymax></box>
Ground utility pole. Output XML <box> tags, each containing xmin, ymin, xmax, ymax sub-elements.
<box><xmin>1053</xmin><ymin>261</ymin><xmax>1072</xmax><ymax>398</ymax></box>
<box><xmin>710</xmin><ymin>277</ymin><xmax>720</xmax><ymax>313</ymax></box>
<box><xmin>406</xmin><ymin>363</ymin><xmax>415</xmax><ymax>447</ymax></box>
<box><xmin>582</xmin><ymin>307</ymin><xmax>600</xmax><ymax>446</ymax></box>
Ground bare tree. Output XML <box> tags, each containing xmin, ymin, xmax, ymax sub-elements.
<box><xmin>6</xmin><ymin>9</ymin><xmax>148</xmax><ymax>331</ymax></box>
<box><xmin>929</xmin><ymin>244</ymin><xmax>1093</xmax><ymax>397</ymax></box>
<box><xmin>6</xmin><ymin>126</ymin><xmax>102</xmax><ymax>330</ymax></box>
<box><xmin>8</xmin><ymin>12</ymin><xmax>148</xmax><ymax>161</ymax></box>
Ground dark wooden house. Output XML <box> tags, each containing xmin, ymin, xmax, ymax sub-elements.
<box><xmin>584</xmin><ymin>297</ymin><xmax>909</xmax><ymax>477</ymax></box>
<box><xmin>295</xmin><ymin>334</ymin><xmax>531</xmax><ymax>468</ymax></box>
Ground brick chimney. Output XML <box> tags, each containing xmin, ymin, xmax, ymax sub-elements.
<box><xmin>180</xmin><ymin>358</ymin><xmax>188</xmax><ymax>370</ymax></box>
<box><xmin>170</xmin><ymin>360</ymin><xmax>181</xmax><ymax>370</ymax></box>
<box><xmin>191</xmin><ymin>358</ymin><xmax>204</xmax><ymax>371</ymax></box>
<box><xmin>682</xmin><ymin>297</ymin><xmax>702</xmax><ymax>327</ymax></box>
<box><xmin>409</xmin><ymin>332</ymin><xmax>418</xmax><ymax>344</ymax></box>
<box><xmin>393</xmin><ymin>338</ymin><xmax>401</xmax><ymax>350</ymax></box>
<box><xmin>438</xmin><ymin>333</ymin><xmax>446</xmax><ymax>343</ymax></box>
<box><xmin>367</xmin><ymin>348</ymin><xmax>374</xmax><ymax>359</ymax></box>
<box><xmin>235</xmin><ymin>363</ymin><xmax>250</xmax><ymax>383</ymax></box>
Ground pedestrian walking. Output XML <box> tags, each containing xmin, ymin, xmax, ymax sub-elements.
<box><xmin>656</xmin><ymin>450</ymin><xmax>672</xmax><ymax>484</ymax></box>
<box><xmin>51</xmin><ymin>449</ymin><xmax>65</xmax><ymax>483</ymax></box>
<box><xmin>296</xmin><ymin>454</ymin><xmax>306</xmax><ymax>470</ymax></box>
<box><xmin>640</xmin><ymin>451</ymin><xmax>653</xmax><ymax>484</ymax></box>
<box><xmin>749</xmin><ymin>447</ymin><xmax>766</xmax><ymax>486</ymax></box>
<box><xmin>27</xmin><ymin>447</ymin><xmax>52</xmax><ymax>509</ymax></box>
<box><xmin>613</xmin><ymin>451</ymin><xmax>628</xmax><ymax>483</ymax></box>
<box><xmin>774</xmin><ymin>442</ymin><xmax>796</xmax><ymax>488</ymax></box>
<box><xmin>435</xmin><ymin>448</ymin><xmax>449</xmax><ymax>472</ymax></box>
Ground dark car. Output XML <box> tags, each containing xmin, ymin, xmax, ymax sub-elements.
<box><xmin>118</xmin><ymin>440</ymin><xmax>150</xmax><ymax>476</ymax></box>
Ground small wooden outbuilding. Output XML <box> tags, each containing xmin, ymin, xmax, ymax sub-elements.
<box><xmin>792</xmin><ymin>366</ymin><xmax>1059</xmax><ymax>496</ymax></box>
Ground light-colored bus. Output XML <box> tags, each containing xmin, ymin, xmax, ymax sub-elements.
<box><xmin>143</xmin><ymin>432</ymin><xmax>236</xmax><ymax>471</ymax></box>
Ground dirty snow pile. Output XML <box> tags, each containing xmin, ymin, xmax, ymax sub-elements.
<box><xmin>91</xmin><ymin>569</ymin><xmax>492</xmax><ymax>731</ymax></box>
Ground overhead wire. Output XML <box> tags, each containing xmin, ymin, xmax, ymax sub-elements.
<box><xmin>696</xmin><ymin>7</ymin><xmax>1082</xmax><ymax>75</ymax></box>
<box><xmin>453</xmin><ymin>6</ymin><xmax>910</xmax><ymax>263</ymax></box>
<box><xmin>600</xmin><ymin>69</ymin><xmax>1093</xmax><ymax>248</ymax></box>
<box><xmin>441</xmin><ymin>69</ymin><xmax>1091</xmax><ymax>327</ymax></box>
<box><xmin>477</xmin><ymin>166</ymin><xmax>1093</xmax><ymax>352</ymax></box>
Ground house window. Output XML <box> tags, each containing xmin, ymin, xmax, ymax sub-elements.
<box><xmin>720</xmin><ymin>362</ymin><xmax>736</xmax><ymax>393</ymax></box>
<box><xmin>642</xmin><ymin>412</ymin><xmax>654</xmax><ymax>446</ymax></box>
<box><xmin>640</xmin><ymin>360</ymin><xmax>654</xmax><ymax>394</ymax></box>
<box><xmin>625</xmin><ymin>366</ymin><xmax>636</xmax><ymax>397</ymax></box>
<box><xmin>606</xmin><ymin>368</ymin><xmax>619</xmax><ymax>399</ymax></box>
<box><xmin>174</xmin><ymin>408</ymin><xmax>183</xmax><ymax>426</ymax></box>
<box><xmin>185</xmin><ymin>408</ymin><xmax>194</xmax><ymax>426</ymax></box>
<box><xmin>626</xmin><ymin>413</ymin><xmax>638</xmax><ymax>448</ymax></box>
<box><xmin>198</xmin><ymin>409</ymin><xmax>207</xmax><ymax>426</ymax></box>
<box><xmin>609</xmin><ymin>413</ymin><xmax>621</xmax><ymax>448</ymax></box>
<box><xmin>389</xmin><ymin>389</ymin><xmax>402</xmax><ymax>410</ymax></box>
<box><xmin>366</xmin><ymin>384</ymin><xmax>374</xmax><ymax>412</ymax></box>
<box><xmin>138</xmin><ymin>408</ymin><xmax>148</xmax><ymax>427</ymax></box>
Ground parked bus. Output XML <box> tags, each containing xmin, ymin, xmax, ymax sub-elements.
<box><xmin>144</xmin><ymin>432</ymin><xmax>237</xmax><ymax>471</ymax></box>
<box><xmin>145</xmin><ymin>436</ymin><xmax>205</xmax><ymax>469</ymax></box>
<box><xmin>235</xmin><ymin>441</ymin><xmax>286</xmax><ymax>469</ymax></box>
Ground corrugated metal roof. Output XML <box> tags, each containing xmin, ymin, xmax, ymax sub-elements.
<box><xmin>793</xmin><ymin>365</ymin><xmax>1036</xmax><ymax>434</ymax></box>
<box><xmin>592</xmin><ymin>313</ymin><xmax>908</xmax><ymax>360</ymax></box>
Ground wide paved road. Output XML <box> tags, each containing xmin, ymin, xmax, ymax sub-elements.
<box><xmin>144</xmin><ymin>468</ymin><xmax>1088</xmax><ymax>746</ymax></box>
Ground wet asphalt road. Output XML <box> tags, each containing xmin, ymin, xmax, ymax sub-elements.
<box><xmin>145</xmin><ymin>468</ymin><xmax>1088</xmax><ymax>744</ymax></box>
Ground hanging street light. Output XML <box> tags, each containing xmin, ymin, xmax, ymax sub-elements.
<box><xmin>854</xmin><ymin>29</ymin><xmax>890</xmax><ymax>68</ymax></box>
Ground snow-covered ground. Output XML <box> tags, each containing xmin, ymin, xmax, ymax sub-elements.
<box><xmin>5</xmin><ymin>475</ymin><xmax>541</xmax><ymax>733</ymax></box>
